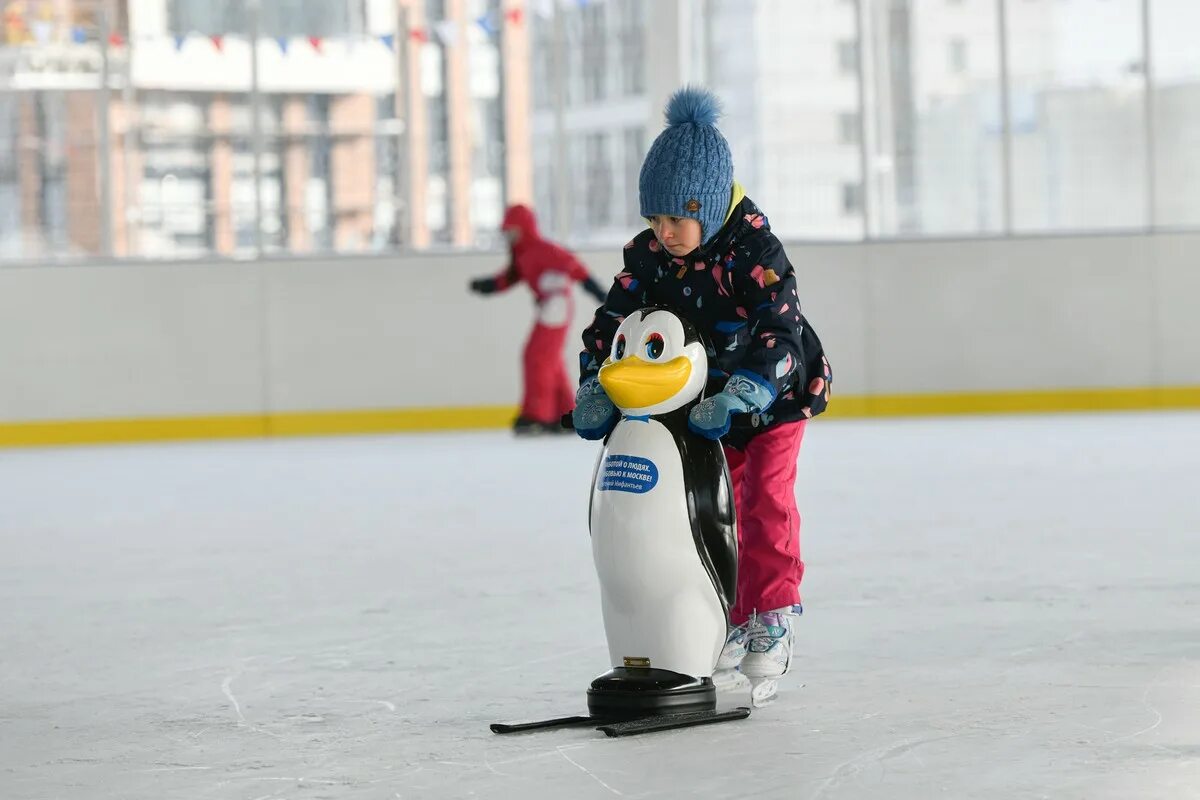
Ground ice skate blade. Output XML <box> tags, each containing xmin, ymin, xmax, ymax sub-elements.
<box><xmin>749</xmin><ymin>678</ymin><xmax>777</xmax><ymax>707</ymax></box>
<box><xmin>711</xmin><ymin>669</ymin><xmax>750</xmax><ymax>691</ymax></box>
<box><xmin>749</xmin><ymin>677</ymin><xmax>778</xmax><ymax>707</ymax></box>
<box><xmin>746</xmin><ymin>677</ymin><xmax>805</xmax><ymax>707</ymax></box>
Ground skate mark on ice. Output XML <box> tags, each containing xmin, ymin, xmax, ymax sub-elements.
<box><xmin>1108</xmin><ymin>704</ymin><xmax>1163</xmax><ymax>744</ymax></box>
<box><xmin>1063</xmin><ymin>666</ymin><xmax>1173</xmax><ymax>750</ymax></box>
<box><xmin>376</xmin><ymin>700</ymin><xmax>397</xmax><ymax>712</ymax></box>
<box><xmin>484</xmin><ymin>742</ymin><xmax>609</xmax><ymax>773</ymax></box>
<box><xmin>482</xmin><ymin>749</ymin><xmax>507</xmax><ymax>778</ymax></box>
<box><xmin>221</xmin><ymin>675</ymin><xmax>245</xmax><ymax>723</ymax></box>
<box><xmin>556</xmin><ymin>745</ymin><xmax>624</xmax><ymax>796</ymax></box>
<box><xmin>220</xmin><ymin>673</ymin><xmax>281</xmax><ymax>739</ymax></box>
<box><xmin>248</xmin><ymin>776</ymin><xmax>341</xmax><ymax>785</ymax></box>
<box><xmin>1107</xmin><ymin>673</ymin><xmax>1167</xmax><ymax>745</ymax></box>
<box><xmin>482</xmin><ymin>746</ymin><xmax>568</xmax><ymax>778</ymax></box>
<box><xmin>807</xmin><ymin>732</ymin><xmax>963</xmax><ymax>800</ymax></box>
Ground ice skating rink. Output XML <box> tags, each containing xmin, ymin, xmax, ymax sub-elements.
<box><xmin>3</xmin><ymin>413</ymin><xmax>1199</xmax><ymax>800</ymax></box>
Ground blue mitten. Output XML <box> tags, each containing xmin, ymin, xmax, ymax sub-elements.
<box><xmin>688</xmin><ymin>371</ymin><xmax>777</xmax><ymax>440</ymax></box>
<box><xmin>573</xmin><ymin>376</ymin><xmax>619</xmax><ymax>440</ymax></box>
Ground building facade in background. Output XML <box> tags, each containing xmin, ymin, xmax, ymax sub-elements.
<box><xmin>0</xmin><ymin>0</ymin><xmax>532</xmax><ymax>259</ymax></box>
<box><xmin>2</xmin><ymin>0</ymin><xmax>1200</xmax><ymax>261</ymax></box>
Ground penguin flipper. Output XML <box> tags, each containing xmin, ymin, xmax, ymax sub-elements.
<box><xmin>677</xmin><ymin>432</ymin><xmax>738</xmax><ymax>612</ymax></box>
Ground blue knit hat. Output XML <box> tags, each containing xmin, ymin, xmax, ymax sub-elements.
<box><xmin>639</xmin><ymin>86</ymin><xmax>734</xmax><ymax>245</ymax></box>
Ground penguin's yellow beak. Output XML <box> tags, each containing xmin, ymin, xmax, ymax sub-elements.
<box><xmin>598</xmin><ymin>356</ymin><xmax>692</xmax><ymax>411</ymax></box>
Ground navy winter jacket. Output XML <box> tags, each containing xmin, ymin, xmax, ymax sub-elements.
<box><xmin>580</xmin><ymin>195</ymin><xmax>831</xmax><ymax>449</ymax></box>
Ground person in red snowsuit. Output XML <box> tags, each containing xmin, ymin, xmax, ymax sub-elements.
<box><xmin>470</xmin><ymin>204</ymin><xmax>608</xmax><ymax>435</ymax></box>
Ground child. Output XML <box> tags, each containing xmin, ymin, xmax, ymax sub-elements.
<box><xmin>471</xmin><ymin>204</ymin><xmax>608</xmax><ymax>435</ymax></box>
<box><xmin>573</xmin><ymin>87</ymin><xmax>832</xmax><ymax>690</ymax></box>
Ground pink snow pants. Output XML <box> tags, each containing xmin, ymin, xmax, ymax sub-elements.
<box><xmin>723</xmin><ymin>419</ymin><xmax>808</xmax><ymax>625</ymax></box>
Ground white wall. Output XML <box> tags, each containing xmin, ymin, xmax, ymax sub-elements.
<box><xmin>2</xmin><ymin>232</ymin><xmax>1198</xmax><ymax>425</ymax></box>
<box><xmin>0</xmin><ymin>262</ymin><xmax>265</xmax><ymax>420</ymax></box>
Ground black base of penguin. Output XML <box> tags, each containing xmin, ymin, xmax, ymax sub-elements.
<box><xmin>490</xmin><ymin>668</ymin><xmax>751</xmax><ymax>738</ymax></box>
<box><xmin>586</xmin><ymin>667</ymin><xmax>716</xmax><ymax>717</ymax></box>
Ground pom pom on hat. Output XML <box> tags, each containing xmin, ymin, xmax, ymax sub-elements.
<box><xmin>665</xmin><ymin>86</ymin><xmax>722</xmax><ymax>127</ymax></box>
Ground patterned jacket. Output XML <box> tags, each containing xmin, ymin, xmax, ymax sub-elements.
<box><xmin>580</xmin><ymin>195</ymin><xmax>831</xmax><ymax>448</ymax></box>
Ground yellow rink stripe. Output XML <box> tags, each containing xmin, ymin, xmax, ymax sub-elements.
<box><xmin>0</xmin><ymin>406</ymin><xmax>519</xmax><ymax>448</ymax></box>
<box><xmin>2</xmin><ymin>387</ymin><xmax>1199</xmax><ymax>448</ymax></box>
<box><xmin>824</xmin><ymin>386</ymin><xmax>1200</xmax><ymax>418</ymax></box>
<box><xmin>0</xmin><ymin>414</ymin><xmax>269</xmax><ymax>447</ymax></box>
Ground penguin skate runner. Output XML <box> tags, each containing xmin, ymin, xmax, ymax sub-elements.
<box><xmin>490</xmin><ymin>308</ymin><xmax>751</xmax><ymax>738</ymax></box>
<box><xmin>494</xmin><ymin>88</ymin><xmax>831</xmax><ymax>735</ymax></box>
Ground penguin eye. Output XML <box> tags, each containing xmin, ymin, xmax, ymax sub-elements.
<box><xmin>645</xmin><ymin>333</ymin><xmax>665</xmax><ymax>360</ymax></box>
<box><xmin>614</xmin><ymin>335</ymin><xmax>626</xmax><ymax>360</ymax></box>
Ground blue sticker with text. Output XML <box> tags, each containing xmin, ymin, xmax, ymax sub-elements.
<box><xmin>598</xmin><ymin>455</ymin><xmax>659</xmax><ymax>494</ymax></box>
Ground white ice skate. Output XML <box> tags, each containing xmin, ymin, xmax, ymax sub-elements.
<box><xmin>740</xmin><ymin>606</ymin><xmax>802</xmax><ymax>707</ymax></box>
<box><xmin>711</xmin><ymin>623</ymin><xmax>751</xmax><ymax>691</ymax></box>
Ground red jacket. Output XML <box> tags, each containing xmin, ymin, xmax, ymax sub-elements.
<box><xmin>490</xmin><ymin>205</ymin><xmax>592</xmax><ymax>302</ymax></box>
<box><xmin>471</xmin><ymin>205</ymin><xmax>606</xmax><ymax>326</ymax></box>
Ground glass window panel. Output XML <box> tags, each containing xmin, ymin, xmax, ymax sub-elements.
<box><xmin>839</xmin><ymin>111</ymin><xmax>860</xmax><ymax>145</ymax></box>
<box><xmin>530</xmin><ymin>13</ymin><xmax>554</xmax><ymax>111</ymax></box>
<box><xmin>306</xmin><ymin>95</ymin><xmax>334</xmax><ymax>251</ymax></box>
<box><xmin>0</xmin><ymin>94</ymin><xmax>21</xmax><ymax>258</ymax></box>
<box><xmin>23</xmin><ymin>0</ymin><xmax>1200</xmax><ymax>260</ymax></box>
<box><xmin>862</xmin><ymin>0</ymin><xmax>1004</xmax><ymax>237</ymax></box>
<box><xmin>467</xmin><ymin>1</ymin><xmax>505</xmax><ymax>245</ymax></box>
<box><xmin>616</xmin><ymin>0</ymin><xmax>645</xmax><ymax>96</ymax></box>
<box><xmin>421</xmin><ymin>28</ymin><xmax>452</xmax><ymax>245</ymax></box>
<box><xmin>0</xmin><ymin>91</ymin><xmax>84</xmax><ymax>259</ymax></box>
<box><xmin>623</xmin><ymin>127</ymin><xmax>645</xmax><ymax>228</ymax></box>
<box><xmin>724</xmin><ymin>0</ymin><xmax>863</xmax><ymax>240</ymax></box>
<box><xmin>584</xmin><ymin>132</ymin><xmax>612</xmax><ymax>229</ymax></box>
<box><xmin>580</xmin><ymin>4</ymin><xmax>606</xmax><ymax>103</ymax></box>
<box><xmin>948</xmin><ymin>38</ymin><xmax>968</xmax><ymax>74</ymax></box>
<box><xmin>167</xmin><ymin>0</ymin><xmax>246</xmax><ymax>36</ymax></box>
<box><xmin>532</xmin><ymin>134</ymin><xmax>554</xmax><ymax>231</ymax></box>
<box><xmin>168</xmin><ymin>0</ymin><xmax>366</xmax><ymax>37</ymax></box>
<box><xmin>375</xmin><ymin>95</ymin><xmax>401</xmax><ymax>250</ymax></box>
<box><xmin>138</xmin><ymin>91</ymin><xmax>213</xmax><ymax>258</ymax></box>
<box><xmin>1149</xmin><ymin>0</ymin><xmax>1200</xmax><ymax>227</ymax></box>
<box><xmin>842</xmin><ymin>181</ymin><xmax>863</xmax><ymax>214</ymax></box>
<box><xmin>35</xmin><ymin>92</ymin><xmax>68</xmax><ymax>253</ymax></box>
<box><xmin>1006</xmin><ymin>0</ymin><xmax>1147</xmax><ymax>232</ymax></box>
<box><xmin>837</xmin><ymin>40</ymin><xmax>859</xmax><ymax>74</ymax></box>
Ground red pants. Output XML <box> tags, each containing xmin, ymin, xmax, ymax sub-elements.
<box><xmin>521</xmin><ymin>323</ymin><xmax>575</xmax><ymax>424</ymax></box>
<box><xmin>724</xmin><ymin>419</ymin><xmax>808</xmax><ymax>625</ymax></box>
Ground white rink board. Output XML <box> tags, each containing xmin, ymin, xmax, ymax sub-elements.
<box><xmin>2</xmin><ymin>413</ymin><xmax>1200</xmax><ymax>799</ymax></box>
<box><xmin>3</xmin><ymin>232</ymin><xmax>1200</xmax><ymax>424</ymax></box>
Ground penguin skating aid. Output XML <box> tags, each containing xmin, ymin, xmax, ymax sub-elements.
<box><xmin>490</xmin><ymin>308</ymin><xmax>752</xmax><ymax>737</ymax></box>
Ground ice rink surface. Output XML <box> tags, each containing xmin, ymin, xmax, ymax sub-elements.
<box><xmin>3</xmin><ymin>413</ymin><xmax>1200</xmax><ymax>799</ymax></box>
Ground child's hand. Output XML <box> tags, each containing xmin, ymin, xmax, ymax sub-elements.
<box><xmin>573</xmin><ymin>377</ymin><xmax>618</xmax><ymax>440</ymax></box>
<box><xmin>688</xmin><ymin>373</ymin><xmax>776</xmax><ymax>440</ymax></box>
